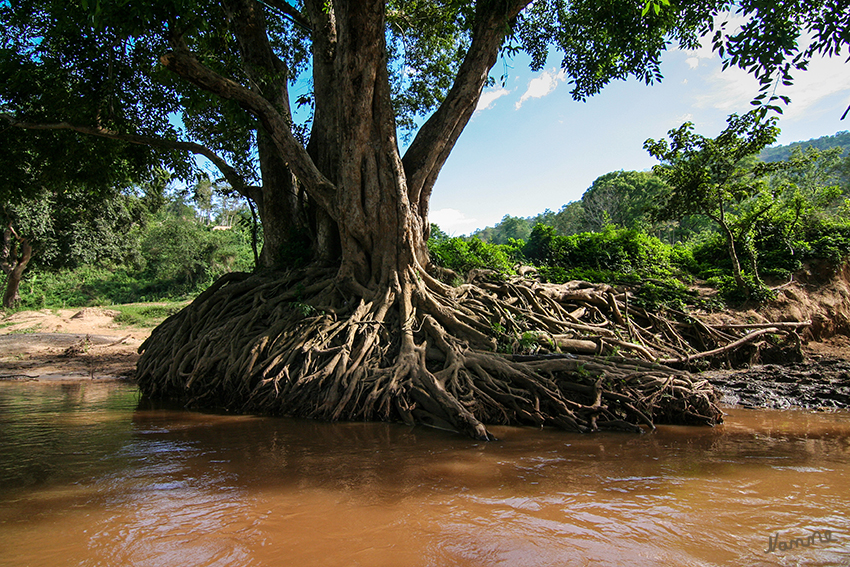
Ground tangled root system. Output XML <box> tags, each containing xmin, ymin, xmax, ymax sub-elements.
<box><xmin>137</xmin><ymin>266</ymin><xmax>801</xmax><ymax>439</ymax></box>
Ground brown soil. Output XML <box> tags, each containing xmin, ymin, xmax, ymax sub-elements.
<box><xmin>763</xmin><ymin>261</ymin><xmax>850</xmax><ymax>341</ymax></box>
<box><xmin>0</xmin><ymin>308</ymin><xmax>152</xmax><ymax>382</ymax></box>
<box><xmin>691</xmin><ymin>260</ymin><xmax>850</xmax><ymax>362</ymax></box>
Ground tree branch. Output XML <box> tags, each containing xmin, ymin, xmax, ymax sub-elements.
<box><xmin>2</xmin><ymin>115</ymin><xmax>263</xmax><ymax>206</ymax></box>
<box><xmin>160</xmin><ymin>38</ymin><xmax>336</xmax><ymax>213</ymax></box>
<box><xmin>1</xmin><ymin>224</ymin><xmax>31</xmax><ymax>277</ymax></box>
<box><xmin>402</xmin><ymin>0</ymin><xmax>531</xmax><ymax>216</ymax></box>
<box><xmin>258</xmin><ymin>0</ymin><xmax>313</xmax><ymax>33</ymax></box>
<box><xmin>224</xmin><ymin>0</ymin><xmax>293</xmax><ymax>115</ymax></box>
<box><xmin>258</xmin><ymin>0</ymin><xmax>312</xmax><ymax>32</ymax></box>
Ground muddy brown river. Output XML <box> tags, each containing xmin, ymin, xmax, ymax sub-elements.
<box><xmin>1</xmin><ymin>381</ymin><xmax>848</xmax><ymax>566</ymax></box>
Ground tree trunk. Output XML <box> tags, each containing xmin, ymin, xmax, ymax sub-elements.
<box><xmin>256</xmin><ymin>131</ymin><xmax>311</xmax><ymax>267</ymax></box>
<box><xmin>712</xmin><ymin>204</ymin><xmax>745</xmax><ymax>288</ymax></box>
<box><xmin>1</xmin><ymin>225</ymin><xmax>32</xmax><ymax>309</ymax></box>
<box><xmin>3</xmin><ymin>267</ymin><xmax>26</xmax><ymax>308</ymax></box>
<box><xmin>310</xmin><ymin>0</ymin><xmax>428</xmax><ymax>288</ymax></box>
<box><xmin>721</xmin><ymin>221</ymin><xmax>745</xmax><ymax>288</ymax></box>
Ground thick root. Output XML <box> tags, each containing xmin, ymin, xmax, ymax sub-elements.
<box><xmin>134</xmin><ymin>267</ymin><xmax>757</xmax><ymax>439</ymax></box>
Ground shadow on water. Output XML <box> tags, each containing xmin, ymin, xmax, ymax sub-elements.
<box><xmin>1</xmin><ymin>381</ymin><xmax>849</xmax><ymax>567</ymax></box>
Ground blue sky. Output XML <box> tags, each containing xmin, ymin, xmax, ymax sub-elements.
<box><xmin>428</xmin><ymin>44</ymin><xmax>850</xmax><ymax>235</ymax></box>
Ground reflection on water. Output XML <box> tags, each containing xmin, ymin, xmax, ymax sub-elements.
<box><xmin>1</xmin><ymin>381</ymin><xmax>849</xmax><ymax>566</ymax></box>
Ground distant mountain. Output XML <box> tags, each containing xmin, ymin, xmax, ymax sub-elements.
<box><xmin>760</xmin><ymin>130</ymin><xmax>850</xmax><ymax>162</ymax></box>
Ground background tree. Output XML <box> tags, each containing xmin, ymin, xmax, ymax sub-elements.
<box><xmin>581</xmin><ymin>170</ymin><xmax>668</xmax><ymax>232</ymax></box>
<box><xmin>193</xmin><ymin>177</ymin><xmax>216</xmax><ymax>225</ymax></box>
<box><xmin>645</xmin><ymin>112</ymin><xmax>783</xmax><ymax>288</ymax></box>
<box><xmin>0</xmin><ymin>117</ymin><xmax>162</xmax><ymax>306</ymax></box>
<box><xmin>0</xmin><ymin>224</ymin><xmax>32</xmax><ymax>307</ymax></box>
<box><xmin>760</xmin><ymin>131</ymin><xmax>850</xmax><ymax>163</ymax></box>
<box><xmin>536</xmin><ymin>201</ymin><xmax>587</xmax><ymax>236</ymax></box>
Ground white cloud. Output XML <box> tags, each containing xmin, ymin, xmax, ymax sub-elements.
<box><xmin>476</xmin><ymin>87</ymin><xmax>510</xmax><ymax>111</ymax></box>
<box><xmin>694</xmin><ymin>65</ymin><xmax>756</xmax><ymax>111</ymax></box>
<box><xmin>695</xmin><ymin>54</ymin><xmax>850</xmax><ymax>120</ymax></box>
<box><xmin>679</xmin><ymin>11</ymin><xmax>747</xmax><ymax>70</ymax></box>
<box><xmin>516</xmin><ymin>69</ymin><xmax>566</xmax><ymax>109</ymax></box>
<box><xmin>679</xmin><ymin>12</ymin><xmax>850</xmax><ymax>120</ymax></box>
<box><xmin>429</xmin><ymin>208</ymin><xmax>479</xmax><ymax>234</ymax></box>
<box><xmin>778</xmin><ymin>56</ymin><xmax>850</xmax><ymax>120</ymax></box>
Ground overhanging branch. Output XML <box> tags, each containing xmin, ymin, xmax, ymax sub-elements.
<box><xmin>1</xmin><ymin>115</ymin><xmax>263</xmax><ymax>205</ymax></box>
<box><xmin>160</xmin><ymin>39</ymin><xmax>336</xmax><ymax>213</ymax></box>
<box><xmin>258</xmin><ymin>0</ymin><xmax>312</xmax><ymax>32</ymax></box>
<box><xmin>402</xmin><ymin>0</ymin><xmax>532</xmax><ymax>215</ymax></box>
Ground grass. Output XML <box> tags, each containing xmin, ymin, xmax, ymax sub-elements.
<box><xmin>111</xmin><ymin>302</ymin><xmax>188</xmax><ymax>328</ymax></box>
<box><xmin>1</xmin><ymin>295</ymin><xmax>188</xmax><ymax>332</ymax></box>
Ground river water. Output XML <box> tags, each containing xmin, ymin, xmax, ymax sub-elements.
<box><xmin>0</xmin><ymin>381</ymin><xmax>848</xmax><ymax>567</ymax></box>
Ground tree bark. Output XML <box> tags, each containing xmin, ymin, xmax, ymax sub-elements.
<box><xmin>1</xmin><ymin>225</ymin><xmax>32</xmax><ymax>308</ymax></box>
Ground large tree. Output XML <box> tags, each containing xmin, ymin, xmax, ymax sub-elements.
<box><xmin>1</xmin><ymin>0</ymin><xmax>845</xmax><ymax>438</ymax></box>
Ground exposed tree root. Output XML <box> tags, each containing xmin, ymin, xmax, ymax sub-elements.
<box><xmin>135</xmin><ymin>267</ymin><xmax>796</xmax><ymax>439</ymax></box>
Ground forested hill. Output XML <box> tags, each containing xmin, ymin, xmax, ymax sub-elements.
<box><xmin>760</xmin><ymin>130</ymin><xmax>850</xmax><ymax>162</ymax></box>
<box><xmin>466</xmin><ymin>127</ymin><xmax>850</xmax><ymax>245</ymax></box>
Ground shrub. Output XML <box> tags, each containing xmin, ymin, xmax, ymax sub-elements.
<box><xmin>141</xmin><ymin>217</ymin><xmax>253</xmax><ymax>294</ymax></box>
<box><xmin>526</xmin><ymin>224</ymin><xmax>674</xmax><ymax>276</ymax></box>
<box><xmin>707</xmin><ymin>274</ymin><xmax>776</xmax><ymax>304</ymax></box>
<box><xmin>428</xmin><ymin>236</ymin><xmax>517</xmax><ymax>275</ymax></box>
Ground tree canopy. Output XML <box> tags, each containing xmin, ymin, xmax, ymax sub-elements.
<box><xmin>3</xmin><ymin>1</ymin><xmax>846</xmax><ymax>263</ymax></box>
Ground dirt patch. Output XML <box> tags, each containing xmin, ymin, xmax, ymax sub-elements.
<box><xmin>0</xmin><ymin>308</ymin><xmax>152</xmax><ymax>382</ymax></box>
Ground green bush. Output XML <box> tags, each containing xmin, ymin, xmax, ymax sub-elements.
<box><xmin>15</xmin><ymin>266</ymin><xmax>148</xmax><ymax>309</ymax></box>
<box><xmin>803</xmin><ymin>222</ymin><xmax>850</xmax><ymax>266</ymax></box>
<box><xmin>428</xmin><ymin>236</ymin><xmax>517</xmax><ymax>276</ymax></box>
<box><xmin>523</xmin><ymin>224</ymin><xmax>558</xmax><ymax>264</ymax></box>
<box><xmin>536</xmin><ymin>266</ymin><xmax>640</xmax><ymax>286</ymax></box>
<box><xmin>526</xmin><ymin>224</ymin><xmax>674</xmax><ymax>276</ymax></box>
<box><xmin>668</xmin><ymin>243</ymin><xmax>700</xmax><ymax>274</ymax></box>
<box><xmin>9</xmin><ymin>217</ymin><xmax>256</xmax><ymax>309</ymax></box>
<box><xmin>141</xmin><ymin>217</ymin><xmax>253</xmax><ymax>294</ymax></box>
<box><xmin>707</xmin><ymin>274</ymin><xmax>776</xmax><ymax>304</ymax></box>
<box><xmin>683</xmin><ymin>232</ymin><xmax>732</xmax><ymax>278</ymax></box>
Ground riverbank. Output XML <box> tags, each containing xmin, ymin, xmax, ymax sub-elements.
<box><xmin>706</xmin><ymin>351</ymin><xmax>850</xmax><ymax>410</ymax></box>
<box><xmin>2</xmin><ymin>305</ymin><xmax>849</xmax><ymax>413</ymax></box>
<box><xmin>0</xmin><ymin>307</ymin><xmax>149</xmax><ymax>382</ymax></box>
